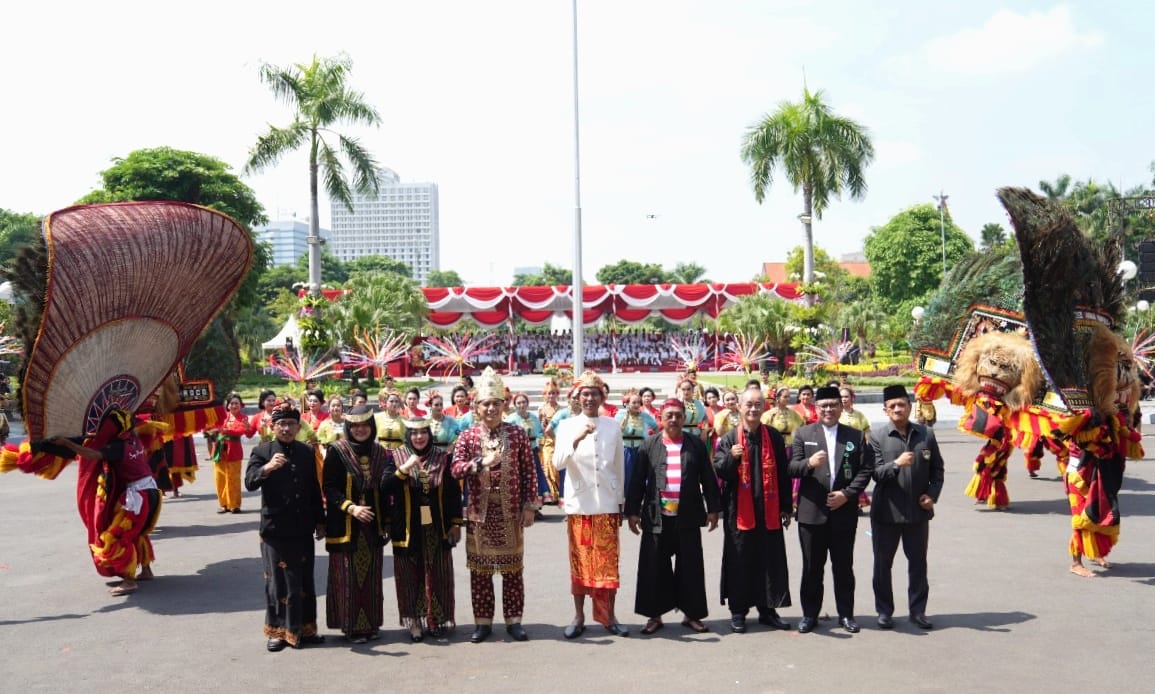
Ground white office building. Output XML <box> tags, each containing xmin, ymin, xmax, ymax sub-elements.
<box><xmin>254</xmin><ymin>219</ymin><xmax>333</xmax><ymax>267</ymax></box>
<box><xmin>329</xmin><ymin>168</ymin><xmax>440</xmax><ymax>284</ymax></box>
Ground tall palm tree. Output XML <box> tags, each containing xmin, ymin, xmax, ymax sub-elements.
<box><xmin>245</xmin><ymin>54</ymin><xmax>382</xmax><ymax>296</ymax></box>
<box><xmin>741</xmin><ymin>88</ymin><xmax>874</xmax><ymax>285</ymax></box>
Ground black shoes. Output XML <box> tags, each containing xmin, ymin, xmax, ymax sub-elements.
<box><xmin>729</xmin><ymin>614</ymin><xmax>748</xmax><ymax>633</ymax></box>
<box><xmin>797</xmin><ymin>617</ymin><xmax>816</xmax><ymax>634</ymax></box>
<box><xmin>470</xmin><ymin>624</ymin><xmax>492</xmax><ymax>643</ymax></box>
<box><xmin>291</xmin><ymin>634</ymin><xmax>325</xmax><ymax>648</ymax></box>
<box><xmin>911</xmin><ymin>614</ymin><xmax>934</xmax><ymax>630</ymax></box>
<box><xmin>605</xmin><ymin>622</ymin><xmax>629</xmax><ymax>637</ymax></box>
<box><xmin>839</xmin><ymin>617</ymin><xmax>860</xmax><ymax>633</ymax></box>
<box><xmin>877</xmin><ymin>614</ymin><xmax>895</xmax><ymax>629</ymax></box>
<box><xmin>757</xmin><ymin>610</ymin><xmax>791</xmax><ymax>630</ymax></box>
<box><xmin>506</xmin><ymin>623</ymin><xmax>529</xmax><ymax>641</ymax></box>
<box><xmin>563</xmin><ymin>622</ymin><xmax>585</xmax><ymax>640</ymax></box>
<box><xmin>266</xmin><ymin>638</ymin><xmax>287</xmax><ymax>652</ymax></box>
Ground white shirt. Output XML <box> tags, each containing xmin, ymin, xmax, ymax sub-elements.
<box><xmin>554</xmin><ymin>413</ymin><xmax>625</xmax><ymax>515</ymax></box>
<box><xmin>822</xmin><ymin>423</ymin><xmax>839</xmax><ymax>489</ymax></box>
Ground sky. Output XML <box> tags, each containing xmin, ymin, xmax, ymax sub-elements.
<box><xmin>4</xmin><ymin>1</ymin><xmax>1153</xmax><ymax>287</ymax></box>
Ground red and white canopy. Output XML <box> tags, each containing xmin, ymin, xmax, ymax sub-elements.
<box><xmin>420</xmin><ymin>282</ymin><xmax>803</xmax><ymax>328</ymax></box>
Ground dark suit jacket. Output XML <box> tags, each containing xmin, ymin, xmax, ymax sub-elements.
<box><xmin>869</xmin><ymin>421</ymin><xmax>944</xmax><ymax>524</ymax></box>
<box><xmin>789</xmin><ymin>422</ymin><xmax>874</xmax><ymax>525</ymax></box>
<box><xmin>626</xmin><ymin>430</ymin><xmax>721</xmax><ymax>530</ymax></box>
<box><xmin>245</xmin><ymin>439</ymin><xmax>325</xmax><ymax>540</ymax></box>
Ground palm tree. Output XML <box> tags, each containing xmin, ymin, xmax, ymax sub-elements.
<box><xmin>838</xmin><ymin>300</ymin><xmax>888</xmax><ymax>353</ymax></box>
<box><xmin>668</xmin><ymin>261</ymin><xmax>709</xmax><ymax>284</ymax></box>
<box><xmin>741</xmin><ymin>88</ymin><xmax>874</xmax><ymax>285</ymax></box>
<box><xmin>979</xmin><ymin>223</ymin><xmax>1008</xmax><ymax>251</ymax></box>
<box><xmin>330</xmin><ymin>273</ymin><xmax>428</xmax><ymax>347</ymax></box>
<box><xmin>245</xmin><ymin>54</ymin><xmax>382</xmax><ymax>296</ymax></box>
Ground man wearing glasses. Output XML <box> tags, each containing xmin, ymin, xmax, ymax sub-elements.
<box><xmin>789</xmin><ymin>386</ymin><xmax>874</xmax><ymax>634</ymax></box>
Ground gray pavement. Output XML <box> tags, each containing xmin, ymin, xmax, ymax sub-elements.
<box><xmin>2</xmin><ymin>389</ymin><xmax>1154</xmax><ymax>693</ymax></box>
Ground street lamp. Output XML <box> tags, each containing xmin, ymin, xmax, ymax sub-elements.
<box><xmin>1119</xmin><ymin>259</ymin><xmax>1138</xmax><ymax>281</ymax></box>
<box><xmin>932</xmin><ymin>191</ymin><xmax>949</xmax><ymax>277</ymax></box>
<box><xmin>911</xmin><ymin>306</ymin><xmax>925</xmax><ymax>321</ymax></box>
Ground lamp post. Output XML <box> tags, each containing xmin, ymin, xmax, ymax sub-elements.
<box><xmin>570</xmin><ymin>0</ymin><xmax>584</xmax><ymax>374</ymax></box>
<box><xmin>932</xmin><ymin>191</ymin><xmax>948</xmax><ymax>277</ymax></box>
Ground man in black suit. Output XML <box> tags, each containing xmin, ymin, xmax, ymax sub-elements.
<box><xmin>245</xmin><ymin>403</ymin><xmax>326</xmax><ymax>652</ymax></box>
<box><xmin>869</xmin><ymin>384</ymin><xmax>944</xmax><ymax>630</ymax></box>
<box><xmin>789</xmin><ymin>385</ymin><xmax>874</xmax><ymax>634</ymax></box>
<box><xmin>626</xmin><ymin>398</ymin><xmax>721</xmax><ymax>635</ymax></box>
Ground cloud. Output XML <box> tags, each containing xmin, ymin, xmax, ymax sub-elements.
<box><xmin>922</xmin><ymin>5</ymin><xmax>1103</xmax><ymax>76</ymax></box>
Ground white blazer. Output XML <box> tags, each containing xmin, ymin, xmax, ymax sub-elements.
<box><xmin>553</xmin><ymin>414</ymin><xmax>625</xmax><ymax>515</ymax></box>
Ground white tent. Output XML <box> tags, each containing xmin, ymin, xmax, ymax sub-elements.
<box><xmin>261</xmin><ymin>314</ymin><xmax>301</xmax><ymax>352</ymax></box>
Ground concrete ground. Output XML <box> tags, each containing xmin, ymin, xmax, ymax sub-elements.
<box><xmin>1</xmin><ymin>377</ymin><xmax>1152</xmax><ymax>693</ymax></box>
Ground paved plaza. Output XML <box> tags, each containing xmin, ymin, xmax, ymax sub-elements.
<box><xmin>2</xmin><ymin>374</ymin><xmax>1153</xmax><ymax>693</ymax></box>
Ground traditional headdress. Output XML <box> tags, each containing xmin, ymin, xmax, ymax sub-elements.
<box><xmin>573</xmin><ymin>369</ymin><xmax>605</xmax><ymax>392</ymax></box>
<box><xmin>343</xmin><ymin>405</ymin><xmax>374</xmax><ymax>424</ymax></box>
<box><xmin>660</xmin><ymin>398</ymin><xmax>685</xmax><ymax>412</ymax></box>
<box><xmin>474</xmin><ymin>366</ymin><xmax>506</xmax><ymax>402</ymax></box>
<box><xmin>403</xmin><ymin>417</ymin><xmax>432</xmax><ymax>430</ymax></box>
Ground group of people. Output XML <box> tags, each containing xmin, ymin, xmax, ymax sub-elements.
<box><xmin>241</xmin><ymin>369</ymin><xmax>945</xmax><ymax>651</ymax></box>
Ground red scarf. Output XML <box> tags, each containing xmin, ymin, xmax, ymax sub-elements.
<box><xmin>737</xmin><ymin>426</ymin><xmax>780</xmax><ymax>531</ymax></box>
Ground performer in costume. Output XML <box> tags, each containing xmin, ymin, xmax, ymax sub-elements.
<box><xmin>322</xmin><ymin>405</ymin><xmax>390</xmax><ymax>644</ymax></box>
<box><xmin>537</xmin><ymin>380</ymin><xmax>562</xmax><ymax>504</ymax></box>
<box><xmin>251</xmin><ymin>389</ymin><xmax>279</xmax><ymax>443</ymax></box>
<box><xmin>246</xmin><ymin>403</ymin><xmax>326</xmax><ymax>651</ymax></box>
<box><xmin>677</xmin><ymin>378</ymin><xmax>710</xmax><ymax>443</ymax></box>
<box><xmin>616</xmin><ymin>389</ymin><xmax>658</xmax><ymax>498</ymax></box>
<box><xmin>375</xmin><ymin>389</ymin><xmax>406</xmax><ymax>450</ymax></box>
<box><xmin>713</xmin><ymin>388</ymin><xmax>742</xmax><ymax>446</ymax></box>
<box><xmin>639</xmin><ymin>387</ymin><xmax>660</xmax><ymax>420</ymax></box>
<box><xmin>554</xmin><ymin>370</ymin><xmax>629</xmax><ymax>638</ymax></box>
<box><xmin>315</xmin><ymin>395</ymin><xmax>347</xmax><ymax>447</ymax></box>
<box><xmin>451</xmin><ymin>367</ymin><xmax>539</xmax><ymax>643</ymax></box>
<box><xmin>427</xmin><ymin>392</ymin><xmax>461</xmax><ymax>454</ymax></box>
<box><xmin>915</xmin><ymin>329</ymin><xmax>1045</xmax><ymax>509</ymax></box>
<box><xmin>384</xmin><ymin>418</ymin><xmax>463</xmax><ymax>641</ymax></box>
<box><xmin>53</xmin><ymin>408</ymin><xmax>163</xmax><ymax>596</ymax></box>
<box><xmin>208</xmin><ymin>392</ymin><xmax>255</xmax><ymax>513</ymax></box>
<box><xmin>761</xmin><ymin>386</ymin><xmax>807</xmax><ymax>511</ymax></box>
<box><xmin>791</xmin><ymin>385</ymin><xmax>819</xmax><ymax>424</ymax></box>
<box><xmin>505</xmin><ymin>392</ymin><xmax>546</xmax><ymax>511</ymax></box>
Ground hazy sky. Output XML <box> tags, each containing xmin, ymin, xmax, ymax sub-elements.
<box><xmin>5</xmin><ymin>1</ymin><xmax>1151</xmax><ymax>285</ymax></box>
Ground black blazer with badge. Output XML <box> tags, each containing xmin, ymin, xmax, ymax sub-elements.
<box><xmin>626</xmin><ymin>431</ymin><xmax>721</xmax><ymax>531</ymax></box>
<box><xmin>788</xmin><ymin>422</ymin><xmax>874</xmax><ymax>525</ymax></box>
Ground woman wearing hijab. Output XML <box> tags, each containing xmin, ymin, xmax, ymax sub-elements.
<box><xmin>322</xmin><ymin>405</ymin><xmax>391</xmax><ymax>644</ymax></box>
<box><xmin>384</xmin><ymin>418</ymin><xmax>463</xmax><ymax>641</ymax></box>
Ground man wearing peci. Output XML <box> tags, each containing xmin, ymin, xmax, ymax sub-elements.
<box><xmin>869</xmin><ymin>384</ymin><xmax>943</xmax><ymax>630</ymax></box>
<box><xmin>789</xmin><ymin>385</ymin><xmax>874</xmax><ymax>634</ymax></box>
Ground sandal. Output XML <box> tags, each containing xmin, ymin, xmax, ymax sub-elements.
<box><xmin>641</xmin><ymin>618</ymin><xmax>664</xmax><ymax>635</ymax></box>
<box><xmin>681</xmin><ymin>619</ymin><xmax>709</xmax><ymax>633</ymax></box>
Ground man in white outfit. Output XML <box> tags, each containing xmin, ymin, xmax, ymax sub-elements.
<box><xmin>554</xmin><ymin>370</ymin><xmax>628</xmax><ymax>639</ymax></box>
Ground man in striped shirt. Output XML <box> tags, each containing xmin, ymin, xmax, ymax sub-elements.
<box><xmin>626</xmin><ymin>399</ymin><xmax>721</xmax><ymax>635</ymax></box>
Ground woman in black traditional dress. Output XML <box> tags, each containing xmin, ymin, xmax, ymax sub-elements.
<box><xmin>384</xmin><ymin>419</ymin><xmax>463</xmax><ymax>641</ymax></box>
<box><xmin>322</xmin><ymin>405</ymin><xmax>391</xmax><ymax>644</ymax></box>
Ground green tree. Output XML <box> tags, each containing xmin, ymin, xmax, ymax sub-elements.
<box><xmin>979</xmin><ymin>223</ymin><xmax>1008</xmax><ymax>251</ymax></box>
<box><xmin>864</xmin><ymin>204</ymin><xmax>974</xmax><ymax>312</ymax></box>
<box><xmin>295</xmin><ymin>249</ymin><xmax>349</xmax><ymax>284</ymax></box>
<box><xmin>245</xmin><ymin>54</ymin><xmax>382</xmax><ymax>296</ymax></box>
<box><xmin>782</xmin><ymin>245</ymin><xmax>868</xmax><ymax>305</ymax></box>
<box><xmin>345</xmin><ymin>254</ymin><xmax>411</xmax><ymax>279</ymax></box>
<box><xmin>668</xmin><ymin>262</ymin><xmax>708</xmax><ymax>284</ymax></box>
<box><xmin>234</xmin><ymin>301</ymin><xmax>276</xmax><ymax>365</ymax></box>
<box><xmin>425</xmin><ymin>269</ymin><xmax>464</xmax><ymax>287</ymax></box>
<box><xmin>837</xmin><ymin>299</ymin><xmax>889</xmax><ymax>350</ymax></box>
<box><xmin>716</xmin><ymin>294</ymin><xmax>794</xmax><ymax>376</ymax></box>
<box><xmin>330</xmin><ymin>273</ymin><xmax>427</xmax><ymax>346</ymax></box>
<box><xmin>257</xmin><ymin>264</ymin><xmax>307</xmax><ymax>304</ymax></box>
<box><xmin>595</xmin><ymin>259</ymin><xmax>669</xmax><ymax>285</ymax></box>
<box><xmin>741</xmin><ymin>87</ymin><xmax>875</xmax><ymax>284</ymax></box>
<box><xmin>78</xmin><ymin>146</ymin><xmax>270</xmax><ymax>394</ymax></box>
<box><xmin>513</xmin><ymin>263</ymin><xmax>573</xmax><ymax>286</ymax></box>
<box><xmin>910</xmin><ymin>247</ymin><xmax>1024</xmax><ymax>351</ymax></box>
<box><xmin>0</xmin><ymin>210</ymin><xmax>40</xmax><ymax>270</ymax></box>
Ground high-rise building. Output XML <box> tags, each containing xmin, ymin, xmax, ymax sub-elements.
<box><xmin>254</xmin><ymin>219</ymin><xmax>333</xmax><ymax>267</ymax></box>
<box><xmin>329</xmin><ymin>168</ymin><xmax>440</xmax><ymax>284</ymax></box>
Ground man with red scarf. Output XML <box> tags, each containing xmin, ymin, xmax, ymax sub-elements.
<box><xmin>626</xmin><ymin>398</ymin><xmax>721</xmax><ymax>635</ymax></box>
<box><xmin>713</xmin><ymin>388</ymin><xmax>794</xmax><ymax>634</ymax></box>
<box><xmin>789</xmin><ymin>386</ymin><xmax>875</xmax><ymax>634</ymax></box>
